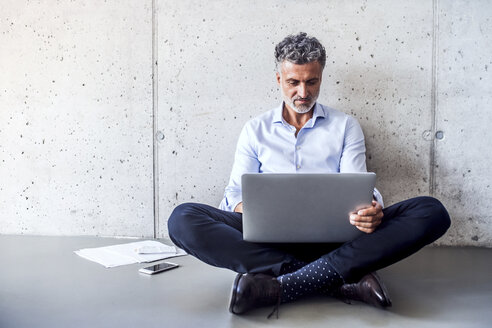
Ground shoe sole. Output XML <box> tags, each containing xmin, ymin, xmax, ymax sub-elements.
<box><xmin>229</xmin><ymin>273</ymin><xmax>243</xmax><ymax>314</ymax></box>
<box><xmin>371</xmin><ymin>272</ymin><xmax>392</xmax><ymax>307</ymax></box>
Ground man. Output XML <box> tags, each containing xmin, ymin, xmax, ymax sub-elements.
<box><xmin>168</xmin><ymin>32</ymin><xmax>450</xmax><ymax>317</ymax></box>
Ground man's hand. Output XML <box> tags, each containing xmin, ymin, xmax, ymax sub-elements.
<box><xmin>349</xmin><ymin>201</ymin><xmax>384</xmax><ymax>233</ymax></box>
<box><xmin>234</xmin><ymin>202</ymin><xmax>243</xmax><ymax>213</ymax></box>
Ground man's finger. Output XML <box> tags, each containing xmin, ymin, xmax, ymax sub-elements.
<box><xmin>350</xmin><ymin>214</ymin><xmax>378</xmax><ymax>223</ymax></box>
<box><xmin>357</xmin><ymin>206</ymin><xmax>378</xmax><ymax>216</ymax></box>
<box><xmin>352</xmin><ymin>220</ymin><xmax>381</xmax><ymax>228</ymax></box>
<box><xmin>355</xmin><ymin>225</ymin><xmax>376</xmax><ymax>234</ymax></box>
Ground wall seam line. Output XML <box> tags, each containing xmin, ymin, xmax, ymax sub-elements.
<box><xmin>430</xmin><ymin>0</ymin><xmax>439</xmax><ymax>196</ymax></box>
<box><xmin>152</xmin><ymin>0</ymin><xmax>159</xmax><ymax>239</ymax></box>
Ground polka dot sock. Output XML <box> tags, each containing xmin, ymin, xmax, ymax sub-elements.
<box><xmin>279</xmin><ymin>259</ymin><xmax>307</xmax><ymax>275</ymax></box>
<box><xmin>277</xmin><ymin>258</ymin><xmax>344</xmax><ymax>303</ymax></box>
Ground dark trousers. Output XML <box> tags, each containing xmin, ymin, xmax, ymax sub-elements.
<box><xmin>168</xmin><ymin>196</ymin><xmax>450</xmax><ymax>283</ymax></box>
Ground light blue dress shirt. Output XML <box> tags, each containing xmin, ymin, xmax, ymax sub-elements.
<box><xmin>219</xmin><ymin>102</ymin><xmax>383</xmax><ymax>211</ymax></box>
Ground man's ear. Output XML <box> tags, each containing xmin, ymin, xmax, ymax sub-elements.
<box><xmin>276</xmin><ymin>72</ymin><xmax>281</xmax><ymax>85</ymax></box>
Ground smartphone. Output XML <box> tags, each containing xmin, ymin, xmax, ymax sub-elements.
<box><xmin>139</xmin><ymin>262</ymin><xmax>179</xmax><ymax>275</ymax></box>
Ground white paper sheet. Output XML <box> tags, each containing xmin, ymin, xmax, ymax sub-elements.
<box><xmin>75</xmin><ymin>240</ymin><xmax>186</xmax><ymax>268</ymax></box>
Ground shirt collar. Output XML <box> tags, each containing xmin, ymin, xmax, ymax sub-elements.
<box><xmin>272</xmin><ymin>103</ymin><xmax>285</xmax><ymax>124</ymax></box>
<box><xmin>272</xmin><ymin>102</ymin><xmax>326</xmax><ymax>126</ymax></box>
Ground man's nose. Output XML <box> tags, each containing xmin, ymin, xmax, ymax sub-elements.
<box><xmin>297</xmin><ymin>83</ymin><xmax>308</xmax><ymax>98</ymax></box>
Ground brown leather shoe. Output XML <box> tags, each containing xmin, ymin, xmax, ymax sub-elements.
<box><xmin>337</xmin><ymin>272</ymin><xmax>392</xmax><ymax>308</ymax></box>
<box><xmin>229</xmin><ymin>273</ymin><xmax>281</xmax><ymax>315</ymax></box>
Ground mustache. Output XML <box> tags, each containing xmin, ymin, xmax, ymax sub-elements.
<box><xmin>293</xmin><ymin>96</ymin><xmax>312</xmax><ymax>101</ymax></box>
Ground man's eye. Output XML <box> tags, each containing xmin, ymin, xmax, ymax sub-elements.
<box><xmin>288</xmin><ymin>81</ymin><xmax>298</xmax><ymax>85</ymax></box>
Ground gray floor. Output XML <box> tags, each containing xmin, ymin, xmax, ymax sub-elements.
<box><xmin>0</xmin><ymin>235</ymin><xmax>491</xmax><ymax>328</ymax></box>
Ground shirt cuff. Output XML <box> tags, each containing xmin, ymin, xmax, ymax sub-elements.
<box><xmin>373</xmin><ymin>188</ymin><xmax>384</xmax><ymax>208</ymax></box>
<box><xmin>219</xmin><ymin>193</ymin><xmax>242</xmax><ymax>212</ymax></box>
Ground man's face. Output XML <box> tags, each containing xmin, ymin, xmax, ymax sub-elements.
<box><xmin>276</xmin><ymin>60</ymin><xmax>323</xmax><ymax>114</ymax></box>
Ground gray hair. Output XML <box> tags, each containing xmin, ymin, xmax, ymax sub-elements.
<box><xmin>274</xmin><ymin>32</ymin><xmax>326</xmax><ymax>71</ymax></box>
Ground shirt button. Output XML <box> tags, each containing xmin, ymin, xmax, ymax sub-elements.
<box><xmin>296</xmin><ymin>146</ymin><xmax>301</xmax><ymax>150</ymax></box>
<box><xmin>297</xmin><ymin>165</ymin><xmax>301</xmax><ymax>169</ymax></box>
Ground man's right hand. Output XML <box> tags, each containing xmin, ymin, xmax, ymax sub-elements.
<box><xmin>349</xmin><ymin>200</ymin><xmax>384</xmax><ymax>233</ymax></box>
<box><xmin>234</xmin><ymin>202</ymin><xmax>243</xmax><ymax>213</ymax></box>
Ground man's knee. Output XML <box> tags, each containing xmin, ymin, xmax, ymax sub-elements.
<box><xmin>415</xmin><ymin>196</ymin><xmax>451</xmax><ymax>240</ymax></box>
<box><xmin>167</xmin><ymin>202</ymin><xmax>199</xmax><ymax>244</ymax></box>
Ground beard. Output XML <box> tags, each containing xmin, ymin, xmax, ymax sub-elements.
<box><xmin>281</xmin><ymin>88</ymin><xmax>318</xmax><ymax>114</ymax></box>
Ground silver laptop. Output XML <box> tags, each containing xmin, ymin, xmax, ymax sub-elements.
<box><xmin>241</xmin><ymin>173</ymin><xmax>376</xmax><ymax>243</ymax></box>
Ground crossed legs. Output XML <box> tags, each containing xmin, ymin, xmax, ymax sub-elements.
<box><xmin>168</xmin><ymin>196</ymin><xmax>450</xmax><ymax>312</ymax></box>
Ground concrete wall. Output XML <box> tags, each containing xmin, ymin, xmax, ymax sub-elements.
<box><xmin>0</xmin><ymin>0</ymin><xmax>154</xmax><ymax>236</ymax></box>
<box><xmin>1</xmin><ymin>1</ymin><xmax>491</xmax><ymax>246</ymax></box>
<box><xmin>434</xmin><ymin>0</ymin><xmax>492</xmax><ymax>246</ymax></box>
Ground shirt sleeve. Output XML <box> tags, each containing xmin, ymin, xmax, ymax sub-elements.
<box><xmin>219</xmin><ymin>123</ymin><xmax>261</xmax><ymax>211</ymax></box>
<box><xmin>339</xmin><ymin>116</ymin><xmax>367</xmax><ymax>173</ymax></box>
<box><xmin>339</xmin><ymin>116</ymin><xmax>384</xmax><ymax>207</ymax></box>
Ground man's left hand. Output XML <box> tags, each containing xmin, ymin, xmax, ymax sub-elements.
<box><xmin>349</xmin><ymin>201</ymin><xmax>384</xmax><ymax>234</ymax></box>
